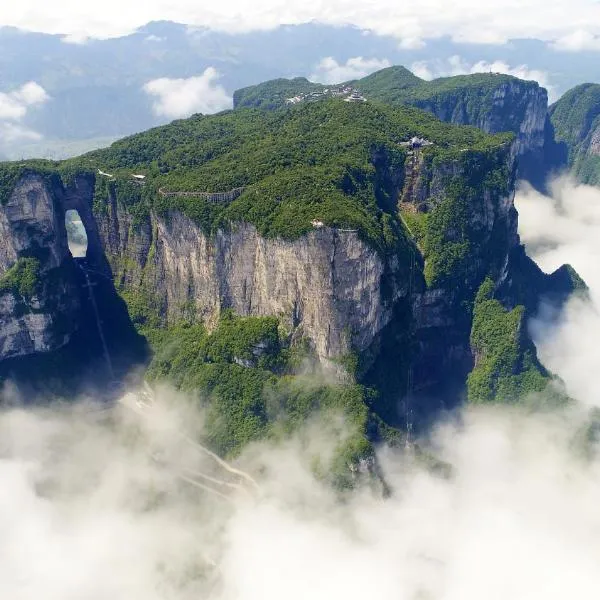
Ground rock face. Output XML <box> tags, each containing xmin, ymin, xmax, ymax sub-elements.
<box><xmin>0</xmin><ymin>174</ymin><xmax>80</xmax><ymax>360</ymax></box>
<box><xmin>399</xmin><ymin>147</ymin><xmax>520</xmax><ymax>403</ymax></box>
<box><xmin>411</xmin><ymin>79</ymin><xmax>559</xmax><ymax>187</ymax></box>
<box><xmin>88</xmin><ymin>145</ymin><xmax>518</xmax><ymax>382</ymax></box>
<box><xmin>98</xmin><ymin>190</ymin><xmax>406</xmax><ymax>362</ymax></box>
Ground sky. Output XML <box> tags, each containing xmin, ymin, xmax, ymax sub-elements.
<box><xmin>2</xmin><ymin>0</ymin><xmax>600</xmax><ymax>50</ymax></box>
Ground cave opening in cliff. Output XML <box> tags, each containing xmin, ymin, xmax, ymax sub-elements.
<box><xmin>65</xmin><ymin>209</ymin><xmax>88</xmax><ymax>258</ymax></box>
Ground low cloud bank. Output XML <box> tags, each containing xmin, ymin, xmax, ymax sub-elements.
<box><xmin>5</xmin><ymin>0</ymin><xmax>600</xmax><ymax>52</ymax></box>
<box><xmin>516</xmin><ymin>177</ymin><xmax>600</xmax><ymax>406</ymax></box>
<box><xmin>143</xmin><ymin>68</ymin><xmax>232</xmax><ymax>119</ymax></box>
<box><xmin>552</xmin><ymin>29</ymin><xmax>600</xmax><ymax>52</ymax></box>
<box><xmin>1</xmin><ymin>384</ymin><xmax>600</xmax><ymax>598</ymax></box>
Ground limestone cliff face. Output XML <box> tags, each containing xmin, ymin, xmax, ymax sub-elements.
<box><xmin>97</xmin><ymin>195</ymin><xmax>406</xmax><ymax>362</ymax></box>
<box><xmin>58</xmin><ymin>145</ymin><xmax>521</xmax><ymax>389</ymax></box>
<box><xmin>0</xmin><ymin>174</ymin><xmax>79</xmax><ymax>360</ymax></box>
<box><xmin>588</xmin><ymin>124</ymin><xmax>600</xmax><ymax>156</ymax></box>
<box><xmin>570</xmin><ymin>122</ymin><xmax>600</xmax><ymax>185</ymax></box>
<box><xmin>412</xmin><ymin>80</ymin><xmax>555</xmax><ymax>186</ymax></box>
<box><xmin>94</xmin><ymin>142</ymin><xmax>528</xmax><ymax>399</ymax></box>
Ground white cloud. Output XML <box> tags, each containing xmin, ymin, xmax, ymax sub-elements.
<box><xmin>310</xmin><ymin>56</ymin><xmax>391</xmax><ymax>84</ymax></box>
<box><xmin>2</xmin><ymin>0</ymin><xmax>600</xmax><ymax>52</ymax></box>
<box><xmin>0</xmin><ymin>82</ymin><xmax>49</xmax><ymax>142</ymax></box>
<box><xmin>410</xmin><ymin>61</ymin><xmax>434</xmax><ymax>81</ymax></box>
<box><xmin>411</xmin><ymin>56</ymin><xmax>557</xmax><ymax>101</ymax></box>
<box><xmin>552</xmin><ymin>29</ymin><xmax>600</xmax><ymax>52</ymax></box>
<box><xmin>0</xmin><ymin>82</ymin><xmax>49</xmax><ymax>120</ymax></box>
<box><xmin>0</xmin><ymin>96</ymin><xmax>27</xmax><ymax>120</ymax></box>
<box><xmin>12</xmin><ymin>81</ymin><xmax>50</xmax><ymax>106</ymax></box>
<box><xmin>2</xmin><ymin>385</ymin><xmax>600</xmax><ymax>598</ymax></box>
<box><xmin>398</xmin><ymin>36</ymin><xmax>426</xmax><ymax>50</ymax></box>
<box><xmin>515</xmin><ymin>177</ymin><xmax>600</xmax><ymax>407</ymax></box>
<box><xmin>143</xmin><ymin>68</ymin><xmax>232</xmax><ymax>119</ymax></box>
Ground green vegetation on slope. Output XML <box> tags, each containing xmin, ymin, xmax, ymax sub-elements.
<box><xmin>358</xmin><ymin>68</ymin><xmax>542</xmax><ymax>139</ymax></box>
<box><xmin>550</xmin><ymin>84</ymin><xmax>600</xmax><ymax>150</ymax></box>
<box><xmin>0</xmin><ymin>258</ymin><xmax>41</xmax><ymax>299</ymax></box>
<box><xmin>467</xmin><ymin>278</ymin><xmax>550</xmax><ymax>403</ymax></box>
<box><xmin>350</xmin><ymin>66</ymin><xmax>423</xmax><ymax>102</ymax></box>
<box><xmin>574</xmin><ymin>155</ymin><xmax>600</xmax><ymax>186</ymax></box>
<box><xmin>145</xmin><ymin>312</ymin><xmax>374</xmax><ymax>488</ymax></box>
<box><xmin>398</xmin><ymin>148</ymin><xmax>513</xmax><ymax>294</ymax></box>
<box><xmin>233</xmin><ymin>66</ymin><xmax>538</xmax><ymax>136</ymax></box>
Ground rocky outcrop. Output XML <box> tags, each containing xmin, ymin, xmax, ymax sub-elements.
<box><xmin>398</xmin><ymin>147</ymin><xmax>520</xmax><ymax>402</ymax></box>
<box><xmin>589</xmin><ymin>125</ymin><xmax>600</xmax><ymax>156</ymax></box>
<box><xmin>0</xmin><ymin>174</ymin><xmax>80</xmax><ymax>360</ymax></box>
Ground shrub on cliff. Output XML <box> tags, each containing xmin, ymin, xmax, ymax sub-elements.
<box><xmin>0</xmin><ymin>258</ymin><xmax>42</xmax><ymax>300</ymax></box>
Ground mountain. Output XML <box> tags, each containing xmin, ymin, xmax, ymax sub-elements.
<box><xmin>0</xmin><ymin>97</ymin><xmax>582</xmax><ymax>461</ymax></box>
<box><xmin>550</xmin><ymin>83</ymin><xmax>600</xmax><ymax>185</ymax></box>
<box><xmin>235</xmin><ymin>67</ymin><xmax>565</xmax><ymax>188</ymax></box>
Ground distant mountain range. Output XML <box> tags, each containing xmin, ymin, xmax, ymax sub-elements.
<box><xmin>1</xmin><ymin>20</ymin><xmax>600</xmax><ymax>160</ymax></box>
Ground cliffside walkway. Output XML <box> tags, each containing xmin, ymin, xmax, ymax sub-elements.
<box><xmin>158</xmin><ymin>186</ymin><xmax>246</xmax><ymax>204</ymax></box>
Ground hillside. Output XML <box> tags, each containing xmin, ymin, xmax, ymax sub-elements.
<box><xmin>233</xmin><ymin>66</ymin><xmax>562</xmax><ymax>187</ymax></box>
<box><xmin>550</xmin><ymin>83</ymin><xmax>600</xmax><ymax>185</ymax></box>
<box><xmin>2</xmin><ymin>20</ymin><xmax>598</xmax><ymax>163</ymax></box>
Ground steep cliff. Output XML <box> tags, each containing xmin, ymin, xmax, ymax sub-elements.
<box><xmin>550</xmin><ymin>83</ymin><xmax>600</xmax><ymax>185</ymax></box>
<box><xmin>358</xmin><ymin>69</ymin><xmax>569</xmax><ymax>188</ymax></box>
<box><xmin>0</xmin><ymin>173</ymin><xmax>80</xmax><ymax>361</ymax></box>
<box><xmin>0</xmin><ymin>168</ymin><xmax>147</xmax><ymax>393</ymax></box>
<box><xmin>102</xmin><ymin>210</ymin><xmax>403</xmax><ymax>365</ymax></box>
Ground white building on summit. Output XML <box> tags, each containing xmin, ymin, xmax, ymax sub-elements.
<box><xmin>344</xmin><ymin>91</ymin><xmax>366</xmax><ymax>103</ymax></box>
<box><xmin>401</xmin><ymin>137</ymin><xmax>434</xmax><ymax>150</ymax></box>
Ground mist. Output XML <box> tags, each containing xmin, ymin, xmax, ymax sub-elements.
<box><xmin>2</xmin><ymin>388</ymin><xmax>600</xmax><ymax>598</ymax></box>
<box><xmin>2</xmin><ymin>176</ymin><xmax>600</xmax><ymax>597</ymax></box>
<box><xmin>516</xmin><ymin>176</ymin><xmax>600</xmax><ymax>407</ymax></box>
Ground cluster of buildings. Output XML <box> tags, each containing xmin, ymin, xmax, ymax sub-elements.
<box><xmin>285</xmin><ymin>86</ymin><xmax>366</xmax><ymax>106</ymax></box>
